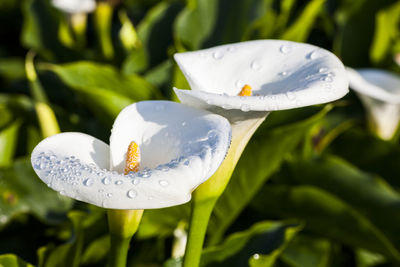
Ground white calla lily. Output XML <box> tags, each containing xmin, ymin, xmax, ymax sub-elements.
<box><xmin>174</xmin><ymin>40</ymin><xmax>349</xmax><ymax>267</ymax></box>
<box><xmin>346</xmin><ymin>68</ymin><xmax>400</xmax><ymax>140</ymax></box>
<box><xmin>31</xmin><ymin>101</ymin><xmax>231</xmax><ymax>209</ymax></box>
<box><xmin>174</xmin><ymin>40</ymin><xmax>348</xmax><ymax>155</ymax></box>
<box><xmin>52</xmin><ymin>0</ymin><xmax>96</xmax><ymax>14</ymax></box>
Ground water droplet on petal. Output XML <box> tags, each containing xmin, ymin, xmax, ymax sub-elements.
<box><xmin>319</xmin><ymin>67</ymin><xmax>328</xmax><ymax>73</ymax></box>
<box><xmin>182</xmin><ymin>121</ymin><xmax>187</xmax><ymax>126</ymax></box>
<box><xmin>323</xmin><ymin>76</ymin><xmax>333</xmax><ymax>82</ymax></box>
<box><xmin>107</xmin><ymin>193</ymin><xmax>113</xmax><ymax>198</ymax></box>
<box><xmin>83</xmin><ymin>178</ymin><xmax>93</xmax><ymax>186</ymax></box>
<box><xmin>250</xmin><ymin>60</ymin><xmax>262</xmax><ymax>71</ymax></box>
<box><xmin>115</xmin><ymin>180</ymin><xmax>123</xmax><ymax>185</ymax></box>
<box><xmin>212</xmin><ymin>51</ymin><xmax>223</xmax><ymax>60</ymax></box>
<box><xmin>286</xmin><ymin>91</ymin><xmax>296</xmax><ymax>101</ymax></box>
<box><xmin>102</xmin><ymin>177</ymin><xmax>111</xmax><ymax>185</ymax></box>
<box><xmin>307</xmin><ymin>50</ymin><xmax>319</xmax><ymax>60</ymax></box>
<box><xmin>279</xmin><ymin>71</ymin><xmax>288</xmax><ymax>76</ymax></box>
<box><xmin>280</xmin><ymin>45</ymin><xmax>292</xmax><ymax>54</ymax></box>
<box><xmin>132</xmin><ymin>179</ymin><xmax>140</xmax><ymax>185</ymax></box>
<box><xmin>227</xmin><ymin>46</ymin><xmax>235</xmax><ymax>52</ymax></box>
<box><xmin>240</xmin><ymin>104</ymin><xmax>251</xmax><ymax>112</ymax></box>
<box><xmin>235</xmin><ymin>80</ymin><xmax>244</xmax><ymax>88</ymax></box>
<box><xmin>253</xmin><ymin>254</ymin><xmax>260</xmax><ymax>260</ymax></box>
<box><xmin>127</xmin><ymin>189</ymin><xmax>137</xmax><ymax>199</ymax></box>
<box><xmin>159</xmin><ymin>180</ymin><xmax>169</xmax><ymax>187</ymax></box>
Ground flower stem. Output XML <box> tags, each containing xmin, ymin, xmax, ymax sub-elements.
<box><xmin>94</xmin><ymin>2</ymin><xmax>114</xmax><ymax>60</ymax></box>
<box><xmin>25</xmin><ymin>50</ymin><xmax>60</xmax><ymax>138</ymax></box>
<box><xmin>183</xmin><ymin>114</ymin><xmax>267</xmax><ymax>267</ymax></box>
<box><xmin>107</xmin><ymin>209</ymin><xmax>144</xmax><ymax>267</ymax></box>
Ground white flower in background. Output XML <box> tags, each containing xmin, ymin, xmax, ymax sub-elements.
<box><xmin>31</xmin><ymin>101</ymin><xmax>231</xmax><ymax>209</ymax></box>
<box><xmin>346</xmin><ymin>68</ymin><xmax>400</xmax><ymax>140</ymax></box>
<box><xmin>174</xmin><ymin>40</ymin><xmax>349</xmax><ymax>162</ymax></box>
<box><xmin>52</xmin><ymin>0</ymin><xmax>96</xmax><ymax>14</ymax></box>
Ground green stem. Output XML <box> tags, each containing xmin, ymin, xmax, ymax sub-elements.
<box><xmin>183</xmin><ymin>196</ymin><xmax>217</xmax><ymax>267</ymax></box>
<box><xmin>183</xmin><ymin>113</ymin><xmax>267</xmax><ymax>267</ymax></box>
<box><xmin>109</xmin><ymin>235</ymin><xmax>131</xmax><ymax>267</ymax></box>
<box><xmin>94</xmin><ymin>2</ymin><xmax>114</xmax><ymax>59</ymax></box>
<box><xmin>107</xmin><ymin>209</ymin><xmax>143</xmax><ymax>267</ymax></box>
<box><xmin>25</xmin><ymin>51</ymin><xmax>60</xmax><ymax>138</ymax></box>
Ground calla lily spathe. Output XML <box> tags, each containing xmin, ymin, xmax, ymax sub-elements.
<box><xmin>31</xmin><ymin>101</ymin><xmax>232</xmax><ymax>209</ymax></box>
<box><xmin>174</xmin><ymin>40</ymin><xmax>349</xmax><ymax>267</ymax></box>
<box><xmin>51</xmin><ymin>0</ymin><xmax>96</xmax><ymax>14</ymax></box>
<box><xmin>346</xmin><ymin>68</ymin><xmax>400</xmax><ymax>140</ymax></box>
<box><xmin>174</xmin><ymin>40</ymin><xmax>349</xmax><ymax>165</ymax></box>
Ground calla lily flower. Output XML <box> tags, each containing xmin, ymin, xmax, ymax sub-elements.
<box><xmin>346</xmin><ymin>68</ymin><xmax>400</xmax><ymax>140</ymax></box>
<box><xmin>174</xmin><ymin>40</ymin><xmax>349</xmax><ymax>267</ymax></box>
<box><xmin>31</xmin><ymin>101</ymin><xmax>232</xmax><ymax>209</ymax></box>
<box><xmin>52</xmin><ymin>0</ymin><xmax>96</xmax><ymax>14</ymax></box>
<box><xmin>174</xmin><ymin>40</ymin><xmax>348</xmax><ymax>162</ymax></box>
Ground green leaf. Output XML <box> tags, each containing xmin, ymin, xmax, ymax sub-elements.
<box><xmin>330</xmin><ymin>128</ymin><xmax>400</xmax><ymax>189</ymax></box>
<box><xmin>174</xmin><ymin>0</ymin><xmax>218</xmax><ymax>51</ymax></box>
<box><xmin>41</xmin><ymin>61</ymin><xmax>159</xmax><ymax>123</ymax></box>
<box><xmin>81</xmin><ymin>235</ymin><xmax>110</xmax><ymax>265</ymax></box>
<box><xmin>38</xmin><ymin>211</ymin><xmax>86</xmax><ymax>267</ymax></box>
<box><xmin>370</xmin><ymin>1</ymin><xmax>400</xmax><ymax>65</ymax></box>
<box><xmin>201</xmin><ymin>221</ymin><xmax>302</xmax><ymax>267</ymax></box>
<box><xmin>137</xmin><ymin>203</ymin><xmax>190</xmax><ymax>239</ymax></box>
<box><xmin>0</xmin><ymin>116</ymin><xmax>21</xmax><ymax>167</ymax></box>
<box><xmin>281</xmin><ymin>0</ymin><xmax>326</xmax><ymax>42</ymax></box>
<box><xmin>0</xmin><ymin>254</ymin><xmax>35</xmax><ymax>267</ymax></box>
<box><xmin>280</xmin><ymin>234</ymin><xmax>332</xmax><ymax>267</ymax></box>
<box><xmin>334</xmin><ymin>0</ymin><xmax>397</xmax><ymax>67</ymax></box>
<box><xmin>0</xmin><ymin>158</ymin><xmax>73</xmax><ymax>228</ymax></box>
<box><xmin>123</xmin><ymin>1</ymin><xmax>182</xmax><ymax>74</ymax></box>
<box><xmin>21</xmin><ymin>0</ymin><xmax>77</xmax><ymax>61</ymax></box>
<box><xmin>0</xmin><ymin>58</ymin><xmax>25</xmax><ymax>81</ymax></box>
<box><xmin>253</xmin><ymin>155</ymin><xmax>400</xmax><ymax>260</ymax></box>
<box><xmin>208</xmin><ymin>105</ymin><xmax>331</xmax><ymax>244</ymax></box>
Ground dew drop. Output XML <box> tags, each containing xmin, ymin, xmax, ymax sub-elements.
<box><xmin>307</xmin><ymin>50</ymin><xmax>320</xmax><ymax>60</ymax></box>
<box><xmin>279</xmin><ymin>71</ymin><xmax>288</xmax><ymax>76</ymax></box>
<box><xmin>143</xmin><ymin>138</ymin><xmax>151</xmax><ymax>145</ymax></box>
<box><xmin>159</xmin><ymin>180</ymin><xmax>169</xmax><ymax>187</ymax></box>
<box><xmin>227</xmin><ymin>46</ymin><xmax>235</xmax><ymax>52</ymax></box>
<box><xmin>107</xmin><ymin>193</ymin><xmax>113</xmax><ymax>198</ymax></box>
<box><xmin>235</xmin><ymin>80</ymin><xmax>244</xmax><ymax>88</ymax></box>
<box><xmin>250</xmin><ymin>60</ymin><xmax>262</xmax><ymax>71</ymax></box>
<box><xmin>280</xmin><ymin>45</ymin><xmax>292</xmax><ymax>54</ymax></box>
<box><xmin>286</xmin><ymin>91</ymin><xmax>296</xmax><ymax>101</ymax></box>
<box><xmin>212</xmin><ymin>51</ymin><xmax>223</xmax><ymax>60</ymax></box>
<box><xmin>132</xmin><ymin>179</ymin><xmax>140</xmax><ymax>185</ymax></box>
<box><xmin>83</xmin><ymin>178</ymin><xmax>93</xmax><ymax>187</ymax></box>
<box><xmin>240</xmin><ymin>104</ymin><xmax>251</xmax><ymax>112</ymax></box>
<box><xmin>59</xmin><ymin>190</ymin><xmax>66</xmax><ymax>196</ymax></box>
<box><xmin>115</xmin><ymin>180</ymin><xmax>123</xmax><ymax>185</ymax></box>
<box><xmin>323</xmin><ymin>76</ymin><xmax>333</xmax><ymax>82</ymax></box>
<box><xmin>127</xmin><ymin>189</ymin><xmax>137</xmax><ymax>199</ymax></box>
<box><xmin>102</xmin><ymin>177</ymin><xmax>111</xmax><ymax>185</ymax></box>
<box><xmin>319</xmin><ymin>67</ymin><xmax>328</xmax><ymax>73</ymax></box>
<box><xmin>182</xmin><ymin>121</ymin><xmax>187</xmax><ymax>126</ymax></box>
<box><xmin>222</xmin><ymin>104</ymin><xmax>232</xmax><ymax>110</ymax></box>
<box><xmin>253</xmin><ymin>254</ymin><xmax>260</xmax><ymax>260</ymax></box>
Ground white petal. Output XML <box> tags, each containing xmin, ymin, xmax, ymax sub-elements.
<box><xmin>346</xmin><ymin>68</ymin><xmax>400</xmax><ymax>103</ymax></box>
<box><xmin>32</xmin><ymin>107</ymin><xmax>231</xmax><ymax>210</ymax></box>
<box><xmin>104</xmin><ymin>100</ymin><xmax>232</xmax><ymax>209</ymax></box>
<box><xmin>174</xmin><ymin>40</ymin><xmax>348</xmax><ymax>111</ymax></box>
<box><xmin>347</xmin><ymin>68</ymin><xmax>400</xmax><ymax>139</ymax></box>
<box><xmin>52</xmin><ymin>0</ymin><xmax>96</xmax><ymax>13</ymax></box>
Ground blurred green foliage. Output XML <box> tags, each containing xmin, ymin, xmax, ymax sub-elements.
<box><xmin>0</xmin><ymin>0</ymin><xmax>400</xmax><ymax>266</ymax></box>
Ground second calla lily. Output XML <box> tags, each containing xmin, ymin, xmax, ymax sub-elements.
<box><xmin>31</xmin><ymin>101</ymin><xmax>232</xmax><ymax>209</ymax></box>
<box><xmin>346</xmin><ymin>67</ymin><xmax>400</xmax><ymax>140</ymax></box>
<box><xmin>174</xmin><ymin>40</ymin><xmax>349</xmax><ymax>267</ymax></box>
